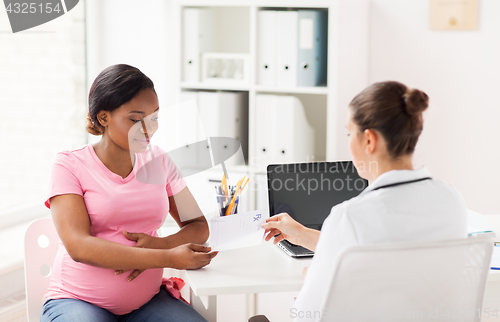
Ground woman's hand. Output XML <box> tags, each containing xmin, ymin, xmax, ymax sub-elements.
<box><xmin>124</xmin><ymin>231</ymin><xmax>167</xmax><ymax>249</ymax></box>
<box><xmin>168</xmin><ymin>243</ymin><xmax>218</xmax><ymax>270</ymax></box>
<box><xmin>262</xmin><ymin>212</ymin><xmax>305</xmax><ymax>246</ymax></box>
<box><xmin>115</xmin><ymin>231</ymin><xmax>168</xmax><ymax>281</ymax></box>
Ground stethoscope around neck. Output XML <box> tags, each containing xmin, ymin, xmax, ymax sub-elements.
<box><xmin>370</xmin><ymin>177</ymin><xmax>432</xmax><ymax>191</ymax></box>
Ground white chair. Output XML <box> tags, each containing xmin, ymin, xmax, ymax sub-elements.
<box><xmin>249</xmin><ymin>238</ymin><xmax>493</xmax><ymax>322</ymax></box>
<box><xmin>24</xmin><ymin>217</ymin><xmax>58</xmax><ymax>322</ymax></box>
<box><xmin>319</xmin><ymin>238</ymin><xmax>492</xmax><ymax>322</ymax></box>
<box><xmin>23</xmin><ymin>217</ymin><xmax>199</xmax><ymax>321</ymax></box>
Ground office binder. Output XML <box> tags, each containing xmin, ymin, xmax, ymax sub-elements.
<box><xmin>179</xmin><ymin>91</ymin><xmax>203</xmax><ymax>145</ymax></box>
<box><xmin>255</xmin><ymin>94</ymin><xmax>276</xmax><ymax>168</ymax></box>
<box><xmin>274</xmin><ymin>96</ymin><xmax>314</xmax><ymax>163</ymax></box>
<box><xmin>197</xmin><ymin>92</ymin><xmax>248</xmax><ymax>166</ymax></box>
<box><xmin>182</xmin><ymin>8</ymin><xmax>213</xmax><ymax>82</ymax></box>
<box><xmin>297</xmin><ymin>10</ymin><xmax>328</xmax><ymax>87</ymax></box>
<box><xmin>255</xmin><ymin>94</ymin><xmax>315</xmax><ymax>170</ymax></box>
<box><xmin>257</xmin><ymin>10</ymin><xmax>277</xmax><ymax>86</ymax></box>
<box><xmin>178</xmin><ymin>91</ymin><xmax>204</xmax><ymax>169</ymax></box>
<box><xmin>275</xmin><ymin>94</ymin><xmax>314</xmax><ymax>164</ymax></box>
<box><xmin>275</xmin><ymin>11</ymin><xmax>298</xmax><ymax>87</ymax></box>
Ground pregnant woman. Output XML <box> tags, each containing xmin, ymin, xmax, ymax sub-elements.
<box><xmin>41</xmin><ymin>64</ymin><xmax>216</xmax><ymax>321</ymax></box>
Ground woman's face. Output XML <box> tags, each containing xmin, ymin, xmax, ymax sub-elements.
<box><xmin>102</xmin><ymin>88</ymin><xmax>159</xmax><ymax>153</ymax></box>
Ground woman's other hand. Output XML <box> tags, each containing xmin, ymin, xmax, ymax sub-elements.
<box><xmin>262</xmin><ymin>212</ymin><xmax>305</xmax><ymax>246</ymax></box>
<box><xmin>123</xmin><ymin>230</ymin><xmax>167</xmax><ymax>249</ymax></box>
<box><xmin>168</xmin><ymin>244</ymin><xmax>218</xmax><ymax>270</ymax></box>
<box><xmin>115</xmin><ymin>231</ymin><xmax>168</xmax><ymax>281</ymax></box>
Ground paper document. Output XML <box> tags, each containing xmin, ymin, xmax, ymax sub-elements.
<box><xmin>491</xmin><ymin>246</ymin><xmax>500</xmax><ymax>270</ymax></box>
<box><xmin>208</xmin><ymin>210</ymin><xmax>268</xmax><ymax>251</ymax></box>
<box><xmin>467</xmin><ymin>209</ymin><xmax>496</xmax><ymax>238</ymax></box>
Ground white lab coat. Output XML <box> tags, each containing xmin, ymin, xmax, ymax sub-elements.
<box><xmin>292</xmin><ymin>167</ymin><xmax>467</xmax><ymax>321</ymax></box>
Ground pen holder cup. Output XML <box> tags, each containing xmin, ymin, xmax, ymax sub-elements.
<box><xmin>215</xmin><ymin>194</ymin><xmax>238</xmax><ymax>217</ymax></box>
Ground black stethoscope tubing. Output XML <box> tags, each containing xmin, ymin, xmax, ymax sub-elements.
<box><xmin>371</xmin><ymin>177</ymin><xmax>432</xmax><ymax>191</ymax></box>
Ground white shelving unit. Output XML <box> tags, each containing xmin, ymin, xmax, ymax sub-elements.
<box><xmin>170</xmin><ymin>1</ymin><xmax>369</xmax><ymax>320</ymax></box>
<box><xmin>172</xmin><ymin>0</ymin><xmax>368</xmax><ymax>161</ymax></box>
<box><xmin>171</xmin><ymin>0</ymin><xmax>369</xmax><ymax>206</ymax></box>
<box><xmin>174</xmin><ymin>0</ymin><xmax>370</xmax><ymax>214</ymax></box>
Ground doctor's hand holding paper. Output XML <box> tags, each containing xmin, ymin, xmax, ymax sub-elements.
<box><xmin>262</xmin><ymin>213</ymin><xmax>319</xmax><ymax>252</ymax></box>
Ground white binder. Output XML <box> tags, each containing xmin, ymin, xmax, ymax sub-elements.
<box><xmin>178</xmin><ymin>91</ymin><xmax>205</xmax><ymax>169</ymax></box>
<box><xmin>276</xmin><ymin>11</ymin><xmax>298</xmax><ymax>87</ymax></box>
<box><xmin>255</xmin><ymin>94</ymin><xmax>315</xmax><ymax>170</ymax></box>
<box><xmin>182</xmin><ymin>8</ymin><xmax>212</xmax><ymax>82</ymax></box>
<box><xmin>197</xmin><ymin>92</ymin><xmax>248</xmax><ymax>166</ymax></box>
<box><xmin>297</xmin><ymin>10</ymin><xmax>328</xmax><ymax>87</ymax></box>
<box><xmin>257</xmin><ymin>10</ymin><xmax>277</xmax><ymax>86</ymax></box>
<box><xmin>255</xmin><ymin>94</ymin><xmax>276</xmax><ymax>168</ymax></box>
<box><xmin>273</xmin><ymin>96</ymin><xmax>314</xmax><ymax>163</ymax></box>
<box><xmin>179</xmin><ymin>91</ymin><xmax>203</xmax><ymax>145</ymax></box>
<box><xmin>197</xmin><ymin>92</ymin><xmax>246</xmax><ymax>138</ymax></box>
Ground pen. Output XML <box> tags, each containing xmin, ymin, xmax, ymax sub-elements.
<box><xmin>231</xmin><ymin>196</ymin><xmax>239</xmax><ymax>215</ymax></box>
<box><xmin>226</xmin><ymin>177</ymin><xmax>245</xmax><ymax>216</ymax></box>
<box><xmin>215</xmin><ymin>186</ymin><xmax>224</xmax><ymax>217</ymax></box>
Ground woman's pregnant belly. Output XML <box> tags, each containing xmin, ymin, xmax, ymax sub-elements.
<box><xmin>47</xmin><ymin>245</ymin><xmax>163</xmax><ymax>315</ymax></box>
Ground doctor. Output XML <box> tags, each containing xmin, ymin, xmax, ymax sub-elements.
<box><xmin>262</xmin><ymin>81</ymin><xmax>467</xmax><ymax>320</ymax></box>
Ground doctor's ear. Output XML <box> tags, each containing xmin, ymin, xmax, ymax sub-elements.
<box><xmin>363</xmin><ymin>129</ymin><xmax>378</xmax><ymax>154</ymax></box>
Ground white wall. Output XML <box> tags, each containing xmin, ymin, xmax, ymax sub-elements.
<box><xmin>85</xmin><ymin>0</ymin><xmax>176</xmax><ymax>150</ymax></box>
<box><xmin>86</xmin><ymin>0</ymin><xmax>500</xmax><ymax>215</ymax></box>
<box><xmin>0</xmin><ymin>1</ymin><xmax>86</xmax><ymax>211</ymax></box>
<box><xmin>365</xmin><ymin>0</ymin><xmax>500</xmax><ymax>214</ymax></box>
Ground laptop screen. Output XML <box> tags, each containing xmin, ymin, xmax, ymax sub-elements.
<box><xmin>267</xmin><ymin>162</ymin><xmax>368</xmax><ymax>230</ymax></box>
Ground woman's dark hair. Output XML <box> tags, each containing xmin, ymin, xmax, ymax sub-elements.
<box><xmin>349</xmin><ymin>81</ymin><xmax>429</xmax><ymax>158</ymax></box>
<box><xmin>86</xmin><ymin>64</ymin><xmax>156</xmax><ymax>135</ymax></box>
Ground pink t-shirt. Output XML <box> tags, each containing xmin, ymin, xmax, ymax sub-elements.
<box><xmin>44</xmin><ymin>143</ymin><xmax>186</xmax><ymax>315</ymax></box>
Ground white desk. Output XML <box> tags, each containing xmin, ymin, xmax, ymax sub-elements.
<box><xmin>184</xmin><ymin>242</ymin><xmax>310</xmax><ymax>322</ymax></box>
<box><xmin>184</xmin><ymin>215</ymin><xmax>500</xmax><ymax>322</ymax></box>
<box><xmin>480</xmin><ymin>215</ymin><xmax>500</xmax><ymax>321</ymax></box>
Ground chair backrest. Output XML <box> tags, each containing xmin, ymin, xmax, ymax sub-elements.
<box><xmin>319</xmin><ymin>238</ymin><xmax>493</xmax><ymax>322</ymax></box>
<box><xmin>24</xmin><ymin>217</ymin><xmax>59</xmax><ymax>322</ymax></box>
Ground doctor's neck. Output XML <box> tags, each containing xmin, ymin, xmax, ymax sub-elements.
<box><xmin>366</xmin><ymin>154</ymin><xmax>414</xmax><ymax>184</ymax></box>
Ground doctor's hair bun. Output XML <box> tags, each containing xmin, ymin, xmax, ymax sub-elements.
<box><xmin>349</xmin><ymin>81</ymin><xmax>429</xmax><ymax>158</ymax></box>
<box><xmin>87</xmin><ymin>64</ymin><xmax>156</xmax><ymax>136</ymax></box>
<box><xmin>403</xmin><ymin>88</ymin><xmax>428</xmax><ymax>116</ymax></box>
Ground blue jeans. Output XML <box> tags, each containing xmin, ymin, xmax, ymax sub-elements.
<box><xmin>40</xmin><ymin>288</ymin><xmax>207</xmax><ymax>322</ymax></box>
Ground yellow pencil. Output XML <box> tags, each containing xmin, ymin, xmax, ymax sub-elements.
<box><xmin>240</xmin><ymin>178</ymin><xmax>250</xmax><ymax>194</ymax></box>
<box><xmin>225</xmin><ymin>176</ymin><xmax>245</xmax><ymax>216</ymax></box>
<box><xmin>222</xmin><ymin>173</ymin><xmax>227</xmax><ymax>195</ymax></box>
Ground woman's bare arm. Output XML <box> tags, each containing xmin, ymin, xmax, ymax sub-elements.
<box><xmin>50</xmin><ymin>194</ymin><xmax>215</xmax><ymax>271</ymax></box>
<box><xmin>161</xmin><ymin>186</ymin><xmax>210</xmax><ymax>248</ymax></box>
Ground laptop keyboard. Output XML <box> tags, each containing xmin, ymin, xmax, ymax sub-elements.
<box><xmin>284</xmin><ymin>240</ymin><xmax>300</xmax><ymax>248</ymax></box>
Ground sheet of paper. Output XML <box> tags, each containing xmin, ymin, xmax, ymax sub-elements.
<box><xmin>208</xmin><ymin>210</ymin><xmax>268</xmax><ymax>251</ymax></box>
<box><xmin>467</xmin><ymin>209</ymin><xmax>495</xmax><ymax>237</ymax></box>
<box><xmin>491</xmin><ymin>246</ymin><xmax>500</xmax><ymax>269</ymax></box>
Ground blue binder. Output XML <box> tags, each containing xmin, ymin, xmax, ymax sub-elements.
<box><xmin>297</xmin><ymin>10</ymin><xmax>328</xmax><ymax>87</ymax></box>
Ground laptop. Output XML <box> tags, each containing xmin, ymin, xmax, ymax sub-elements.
<box><xmin>267</xmin><ymin>161</ymin><xmax>368</xmax><ymax>258</ymax></box>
